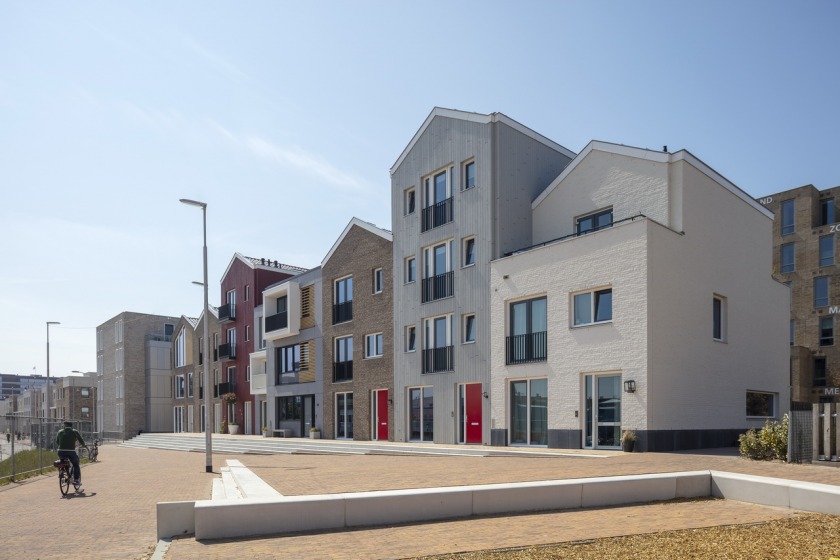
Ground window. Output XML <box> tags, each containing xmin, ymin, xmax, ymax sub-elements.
<box><xmin>244</xmin><ymin>284</ymin><xmax>250</xmax><ymax>301</ymax></box>
<box><xmin>373</xmin><ymin>268</ymin><xmax>383</xmax><ymax>294</ymax></box>
<box><xmin>780</xmin><ymin>243</ymin><xmax>795</xmax><ymax>273</ymax></box>
<box><xmin>405</xmin><ymin>187</ymin><xmax>416</xmax><ymax>215</ymax></box>
<box><xmin>246</xmin><ymin>365</ymin><xmax>251</xmax><ymax>382</ymax></box>
<box><xmin>577</xmin><ymin>208</ymin><xmax>613</xmax><ymax>235</ymax></box>
<box><xmin>365</xmin><ymin>333</ymin><xmax>384</xmax><ymax>358</ymax></box>
<box><xmin>405</xmin><ymin>256</ymin><xmax>416</xmax><ymax>284</ymax></box>
<box><xmin>334</xmin><ymin>336</ymin><xmax>353</xmax><ymax>382</ymax></box>
<box><xmin>821</xmin><ymin>198</ymin><xmax>835</xmax><ymax>226</ymax></box>
<box><xmin>820</xmin><ymin>236</ymin><xmax>834</xmax><ymax>267</ymax></box>
<box><xmin>409</xmin><ymin>386</ymin><xmax>433</xmax><ymax>441</ymax></box>
<box><xmin>510</xmin><ymin>378</ymin><xmax>548</xmax><ymax>445</ymax></box>
<box><xmin>713</xmin><ymin>295</ymin><xmax>727</xmax><ymax>341</ymax></box>
<box><xmin>821</xmin><ymin>316</ymin><xmax>834</xmax><ymax>346</ymax></box>
<box><xmin>336</xmin><ymin>392</ymin><xmax>353</xmax><ymax>438</ymax></box>
<box><xmin>405</xmin><ymin>325</ymin><xmax>416</xmax><ymax>352</ymax></box>
<box><xmin>245</xmin><ymin>325</ymin><xmax>250</xmax><ymax>342</ymax></box>
<box><xmin>814</xmin><ymin>357</ymin><xmax>827</xmax><ymax>387</ymax></box>
<box><xmin>422</xmin><ymin>240</ymin><xmax>455</xmax><ymax>303</ymax></box>
<box><xmin>463</xmin><ymin>314</ymin><xmax>476</xmax><ymax>344</ymax></box>
<box><xmin>277</xmin><ymin>344</ymin><xmax>301</xmax><ymax>383</ymax></box>
<box><xmin>573</xmin><ymin>289</ymin><xmax>613</xmax><ymax>327</ymax></box>
<box><xmin>175</xmin><ymin>327</ymin><xmax>187</xmax><ymax>367</ymax></box>
<box><xmin>781</xmin><ymin>199</ymin><xmax>794</xmax><ymax>235</ymax></box>
<box><xmin>422</xmin><ymin>167</ymin><xmax>454</xmax><ymax>231</ymax></box>
<box><xmin>81</xmin><ymin>406</ymin><xmax>90</xmax><ymax>419</ymax></box>
<box><xmin>508</xmin><ymin>297</ymin><xmax>547</xmax><ymax>364</ymax></box>
<box><xmin>815</xmin><ymin>276</ymin><xmax>829</xmax><ymax>307</ymax></box>
<box><xmin>463</xmin><ymin>160</ymin><xmax>476</xmax><ymax>190</ymax></box>
<box><xmin>746</xmin><ymin>391</ymin><xmax>776</xmax><ymax>418</ymax></box>
<box><xmin>423</xmin><ymin>314</ymin><xmax>454</xmax><ymax>373</ymax></box>
<box><xmin>463</xmin><ymin>237</ymin><xmax>476</xmax><ymax>267</ymax></box>
<box><xmin>333</xmin><ymin>276</ymin><xmax>353</xmax><ymax>324</ymax></box>
<box><xmin>790</xmin><ymin>319</ymin><xmax>795</xmax><ymax>346</ymax></box>
<box><xmin>175</xmin><ymin>374</ymin><xmax>185</xmax><ymax>399</ymax></box>
<box><xmin>81</xmin><ymin>388</ymin><xmax>90</xmax><ymax>397</ymax></box>
<box><xmin>213</xmin><ymin>333</ymin><xmax>219</xmax><ymax>362</ymax></box>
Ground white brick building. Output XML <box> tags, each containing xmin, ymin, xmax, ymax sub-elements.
<box><xmin>490</xmin><ymin>142</ymin><xmax>790</xmax><ymax>451</ymax></box>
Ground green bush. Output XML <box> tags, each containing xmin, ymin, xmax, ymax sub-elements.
<box><xmin>739</xmin><ymin>414</ymin><xmax>788</xmax><ymax>461</ymax></box>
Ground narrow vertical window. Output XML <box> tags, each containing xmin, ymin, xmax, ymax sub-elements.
<box><xmin>405</xmin><ymin>325</ymin><xmax>416</xmax><ymax>352</ymax></box>
<box><xmin>463</xmin><ymin>237</ymin><xmax>476</xmax><ymax>267</ymax></box>
<box><xmin>780</xmin><ymin>243</ymin><xmax>795</xmax><ymax>273</ymax></box>
<box><xmin>405</xmin><ymin>188</ymin><xmax>416</xmax><ymax>215</ymax></box>
<box><xmin>463</xmin><ymin>314</ymin><xmax>476</xmax><ymax>343</ymax></box>
<box><xmin>373</xmin><ymin>268</ymin><xmax>383</xmax><ymax>294</ymax></box>
<box><xmin>820</xmin><ymin>316</ymin><xmax>834</xmax><ymax>346</ymax></box>
<box><xmin>820</xmin><ymin>236</ymin><xmax>834</xmax><ymax>267</ymax></box>
<box><xmin>713</xmin><ymin>295</ymin><xmax>727</xmax><ymax>341</ymax></box>
<box><xmin>821</xmin><ymin>199</ymin><xmax>835</xmax><ymax>226</ymax></box>
<box><xmin>405</xmin><ymin>256</ymin><xmax>416</xmax><ymax>283</ymax></box>
<box><xmin>463</xmin><ymin>161</ymin><xmax>476</xmax><ymax>190</ymax></box>
<box><xmin>781</xmin><ymin>199</ymin><xmax>795</xmax><ymax>235</ymax></box>
<box><xmin>815</xmin><ymin>276</ymin><xmax>829</xmax><ymax>307</ymax></box>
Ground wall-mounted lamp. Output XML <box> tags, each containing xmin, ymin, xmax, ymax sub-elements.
<box><xmin>483</xmin><ymin>391</ymin><xmax>489</xmax><ymax>399</ymax></box>
<box><xmin>623</xmin><ymin>380</ymin><xmax>636</xmax><ymax>393</ymax></box>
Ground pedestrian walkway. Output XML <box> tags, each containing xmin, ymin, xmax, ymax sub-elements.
<box><xmin>1</xmin><ymin>436</ymin><xmax>839</xmax><ymax>560</ymax></box>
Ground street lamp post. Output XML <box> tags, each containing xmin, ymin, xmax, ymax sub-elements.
<box><xmin>46</xmin><ymin>321</ymin><xmax>60</xmax><ymax>420</ymax></box>
<box><xmin>180</xmin><ymin>198</ymin><xmax>213</xmax><ymax>473</ymax></box>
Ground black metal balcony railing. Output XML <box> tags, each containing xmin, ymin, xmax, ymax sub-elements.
<box><xmin>218</xmin><ymin>342</ymin><xmax>236</xmax><ymax>360</ymax></box>
<box><xmin>219</xmin><ymin>303</ymin><xmax>236</xmax><ymax>323</ymax></box>
<box><xmin>333</xmin><ymin>360</ymin><xmax>353</xmax><ymax>382</ymax></box>
<box><xmin>199</xmin><ymin>387</ymin><xmax>203</xmax><ymax>399</ymax></box>
<box><xmin>421</xmin><ymin>271</ymin><xmax>454</xmax><ymax>303</ymax></box>
<box><xmin>265</xmin><ymin>311</ymin><xmax>289</xmax><ymax>333</ymax></box>
<box><xmin>422</xmin><ymin>346</ymin><xmax>454</xmax><ymax>374</ymax></box>
<box><xmin>421</xmin><ymin>196</ymin><xmax>454</xmax><ymax>232</ymax></box>
<box><xmin>333</xmin><ymin>301</ymin><xmax>353</xmax><ymax>324</ymax></box>
<box><xmin>506</xmin><ymin>331</ymin><xmax>547</xmax><ymax>365</ymax></box>
<box><xmin>215</xmin><ymin>381</ymin><xmax>235</xmax><ymax>398</ymax></box>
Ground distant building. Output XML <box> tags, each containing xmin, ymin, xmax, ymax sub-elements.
<box><xmin>758</xmin><ymin>185</ymin><xmax>840</xmax><ymax>404</ymax></box>
<box><xmin>0</xmin><ymin>373</ymin><xmax>52</xmax><ymax>398</ymax></box>
<box><xmin>52</xmin><ymin>374</ymin><xmax>96</xmax><ymax>426</ymax></box>
<box><xmin>96</xmin><ymin>312</ymin><xmax>179</xmax><ymax>439</ymax></box>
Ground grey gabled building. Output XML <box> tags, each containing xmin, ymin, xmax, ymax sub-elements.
<box><xmin>390</xmin><ymin>108</ymin><xmax>575</xmax><ymax>444</ymax></box>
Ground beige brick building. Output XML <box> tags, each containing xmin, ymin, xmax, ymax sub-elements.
<box><xmin>321</xmin><ymin>218</ymin><xmax>393</xmax><ymax>441</ymax></box>
<box><xmin>759</xmin><ymin>185</ymin><xmax>840</xmax><ymax>403</ymax></box>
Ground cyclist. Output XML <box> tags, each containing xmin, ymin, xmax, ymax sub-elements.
<box><xmin>55</xmin><ymin>421</ymin><xmax>88</xmax><ymax>489</ymax></box>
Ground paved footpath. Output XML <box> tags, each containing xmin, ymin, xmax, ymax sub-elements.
<box><xmin>2</xmin><ymin>437</ymin><xmax>840</xmax><ymax>560</ymax></box>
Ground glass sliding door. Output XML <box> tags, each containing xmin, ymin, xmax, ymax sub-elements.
<box><xmin>336</xmin><ymin>392</ymin><xmax>354</xmax><ymax>439</ymax></box>
<box><xmin>583</xmin><ymin>374</ymin><xmax>621</xmax><ymax>449</ymax></box>
<box><xmin>509</xmin><ymin>378</ymin><xmax>548</xmax><ymax>446</ymax></box>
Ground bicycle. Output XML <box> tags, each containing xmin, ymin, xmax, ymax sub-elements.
<box><xmin>54</xmin><ymin>456</ymin><xmax>76</xmax><ymax>496</ymax></box>
<box><xmin>88</xmin><ymin>438</ymin><xmax>99</xmax><ymax>462</ymax></box>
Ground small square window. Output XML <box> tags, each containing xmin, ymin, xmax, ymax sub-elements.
<box><xmin>365</xmin><ymin>333</ymin><xmax>384</xmax><ymax>358</ymax></box>
<box><xmin>463</xmin><ymin>161</ymin><xmax>476</xmax><ymax>190</ymax></box>
<box><xmin>405</xmin><ymin>325</ymin><xmax>416</xmax><ymax>352</ymax></box>
<box><xmin>463</xmin><ymin>314</ymin><xmax>476</xmax><ymax>344</ymax></box>
<box><xmin>373</xmin><ymin>268</ymin><xmax>383</xmax><ymax>294</ymax></box>
<box><xmin>463</xmin><ymin>237</ymin><xmax>476</xmax><ymax>267</ymax></box>
<box><xmin>573</xmin><ymin>288</ymin><xmax>612</xmax><ymax>326</ymax></box>
<box><xmin>746</xmin><ymin>391</ymin><xmax>776</xmax><ymax>418</ymax></box>
<box><xmin>405</xmin><ymin>188</ymin><xmax>416</xmax><ymax>215</ymax></box>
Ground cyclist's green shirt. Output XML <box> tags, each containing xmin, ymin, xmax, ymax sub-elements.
<box><xmin>55</xmin><ymin>427</ymin><xmax>85</xmax><ymax>451</ymax></box>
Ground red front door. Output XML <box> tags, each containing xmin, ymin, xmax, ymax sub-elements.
<box><xmin>465</xmin><ymin>383</ymin><xmax>482</xmax><ymax>444</ymax></box>
<box><xmin>376</xmin><ymin>389</ymin><xmax>389</xmax><ymax>441</ymax></box>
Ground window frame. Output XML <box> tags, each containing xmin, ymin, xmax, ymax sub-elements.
<box><xmin>463</xmin><ymin>313</ymin><xmax>476</xmax><ymax>344</ymax></box>
<box><xmin>405</xmin><ymin>256</ymin><xmax>416</xmax><ymax>284</ymax></box>
<box><xmin>713</xmin><ymin>295</ymin><xmax>727</xmax><ymax>342</ymax></box>
<box><xmin>373</xmin><ymin>268</ymin><xmax>383</xmax><ymax>294</ymax></box>
<box><xmin>820</xmin><ymin>235</ymin><xmax>834</xmax><ymax>268</ymax></box>
<box><xmin>463</xmin><ymin>160</ymin><xmax>476</xmax><ymax>190</ymax></box>
<box><xmin>820</xmin><ymin>315</ymin><xmax>834</xmax><ymax>347</ymax></box>
<box><xmin>365</xmin><ymin>333</ymin><xmax>384</xmax><ymax>359</ymax></box>
<box><xmin>576</xmin><ymin>208</ymin><xmax>613</xmax><ymax>235</ymax></box>
<box><xmin>405</xmin><ymin>325</ymin><xmax>417</xmax><ymax>352</ymax></box>
<box><xmin>780</xmin><ymin>199</ymin><xmax>795</xmax><ymax>235</ymax></box>
<box><xmin>404</xmin><ymin>187</ymin><xmax>416</xmax><ymax>215</ymax></box>
<box><xmin>815</xmin><ymin>276</ymin><xmax>830</xmax><ymax>308</ymax></box>
<box><xmin>780</xmin><ymin>242</ymin><xmax>795</xmax><ymax>273</ymax></box>
<box><xmin>462</xmin><ymin>236</ymin><xmax>476</xmax><ymax>268</ymax></box>
<box><xmin>746</xmin><ymin>391</ymin><xmax>777</xmax><ymax>419</ymax></box>
<box><xmin>821</xmin><ymin>198</ymin><xmax>835</xmax><ymax>226</ymax></box>
<box><xmin>572</xmin><ymin>288</ymin><xmax>613</xmax><ymax>327</ymax></box>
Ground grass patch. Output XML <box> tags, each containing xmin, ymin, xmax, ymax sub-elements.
<box><xmin>0</xmin><ymin>449</ymin><xmax>89</xmax><ymax>485</ymax></box>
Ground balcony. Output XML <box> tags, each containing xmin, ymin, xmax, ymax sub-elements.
<box><xmin>333</xmin><ymin>301</ymin><xmax>353</xmax><ymax>324</ymax></box>
<box><xmin>219</xmin><ymin>303</ymin><xmax>236</xmax><ymax>323</ymax></box>
<box><xmin>333</xmin><ymin>360</ymin><xmax>353</xmax><ymax>382</ymax></box>
<box><xmin>421</xmin><ymin>271</ymin><xmax>454</xmax><ymax>303</ymax></box>
<box><xmin>265</xmin><ymin>311</ymin><xmax>288</xmax><ymax>333</ymax></box>
<box><xmin>218</xmin><ymin>342</ymin><xmax>236</xmax><ymax>361</ymax></box>
<box><xmin>421</xmin><ymin>196</ymin><xmax>454</xmax><ymax>232</ymax></box>
<box><xmin>422</xmin><ymin>346</ymin><xmax>453</xmax><ymax>374</ymax></box>
<box><xmin>215</xmin><ymin>381</ymin><xmax>235</xmax><ymax>398</ymax></box>
<box><xmin>506</xmin><ymin>331</ymin><xmax>547</xmax><ymax>365</ymax></box>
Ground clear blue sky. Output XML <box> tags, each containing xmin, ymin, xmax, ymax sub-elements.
<box><xmin>1</xmin><ymin>1</ymin><xmax>838</xmax><ymax>377</ymax></box>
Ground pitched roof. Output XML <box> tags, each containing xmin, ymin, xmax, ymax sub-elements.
<box><xmin>390</xmin><ymin>107</ymin><xmax>576</xmax><ymax>174</ymax></box>
<box><xmin>220</xmin><ymin>252</ymin><xmax>308</xmax><ymax>283</ymax></box>
<box><xmin>321</xmin><ymin>217</ymin><xmax>393</xmax><ymax>267</ymax></box>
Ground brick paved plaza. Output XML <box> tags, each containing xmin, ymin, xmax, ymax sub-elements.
<box><xmin>1</xmin><ymin>436</ymin><xmax>839</xmax><ymax>559</ymax></box>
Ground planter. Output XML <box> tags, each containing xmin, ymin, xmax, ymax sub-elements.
<box><xmin>228</xmin><ymin>424</ymin><xmax>239</xmax><ymax>435</ymax></box>
<box><xmin>622</xmin><ymin>439</ymin><xmax>635</xmax><ymax>453</ymax></box>
<box><xmin>309</xmin><ymin>430</ymin><xmax>320</xmax><ymax>439</ymax></box>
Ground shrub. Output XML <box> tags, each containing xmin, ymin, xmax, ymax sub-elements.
<box><xmin>739</xmin><ymin>414</ymin><xmax>788</xmax><ymax>461</ymax></box>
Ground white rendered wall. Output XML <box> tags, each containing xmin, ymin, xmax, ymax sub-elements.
<box><xmin>490</xmin><ymin>219</ymin><xmax>651</xmax><ymax>438</ymax></box>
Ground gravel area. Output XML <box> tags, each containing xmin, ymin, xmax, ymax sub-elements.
<box><xmin>419</xmin><ymin>512</ymin><xmax>840</xmax><ymax>560</ymax></box>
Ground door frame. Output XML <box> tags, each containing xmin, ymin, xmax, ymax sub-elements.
<box><xmin>582</xmin><ymin>372</ymin><xmax>622</xmax><ymax>449</ymax></box>
<box><xmin>458</xmin><ymin>383</ymin><xmax>483</xmax><ymax>444</ymax></box>
<box><xmin>371</xmin><ymin>389</ymin><xmax>389</xmax><ymax>441</ymax></box>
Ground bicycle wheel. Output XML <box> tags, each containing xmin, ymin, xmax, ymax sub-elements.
<box><xmin>59</xmin><ymin>468</ymin><xmax>70</xmax><ymax>496</ymax></box>
<box><xmin>90</xmin><ymin>448</ymin><xmax>98</xmax><ymax>462</ymax></box>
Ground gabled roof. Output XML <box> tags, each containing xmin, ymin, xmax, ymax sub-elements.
<box><xmin>532</xmin><ymin>141</ymin><xmax>773</xmax><ymax>220</ymax></box>
<box><xmin>321</xmin><ymin>217</ymin><xmax>393</xmax><ymax>267</ymax></box>
<box><xmin>196</xmin><ymin>306</ymin><xmax>219</xmax><ymax>326</ymax></box>
<box><xmin>390</xmin><ymin>107</ymin><xmax>576</xmax><ymax>175</ymax></box>
<box><xmin>220</xmin><ymin>252</ymin><xmax>308</xmax><ymax>283</ymax></box>
<box><xmin>183</xmin><ymin>316</ymin><xmax>199</xmax><ymax>329</ymax></box>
